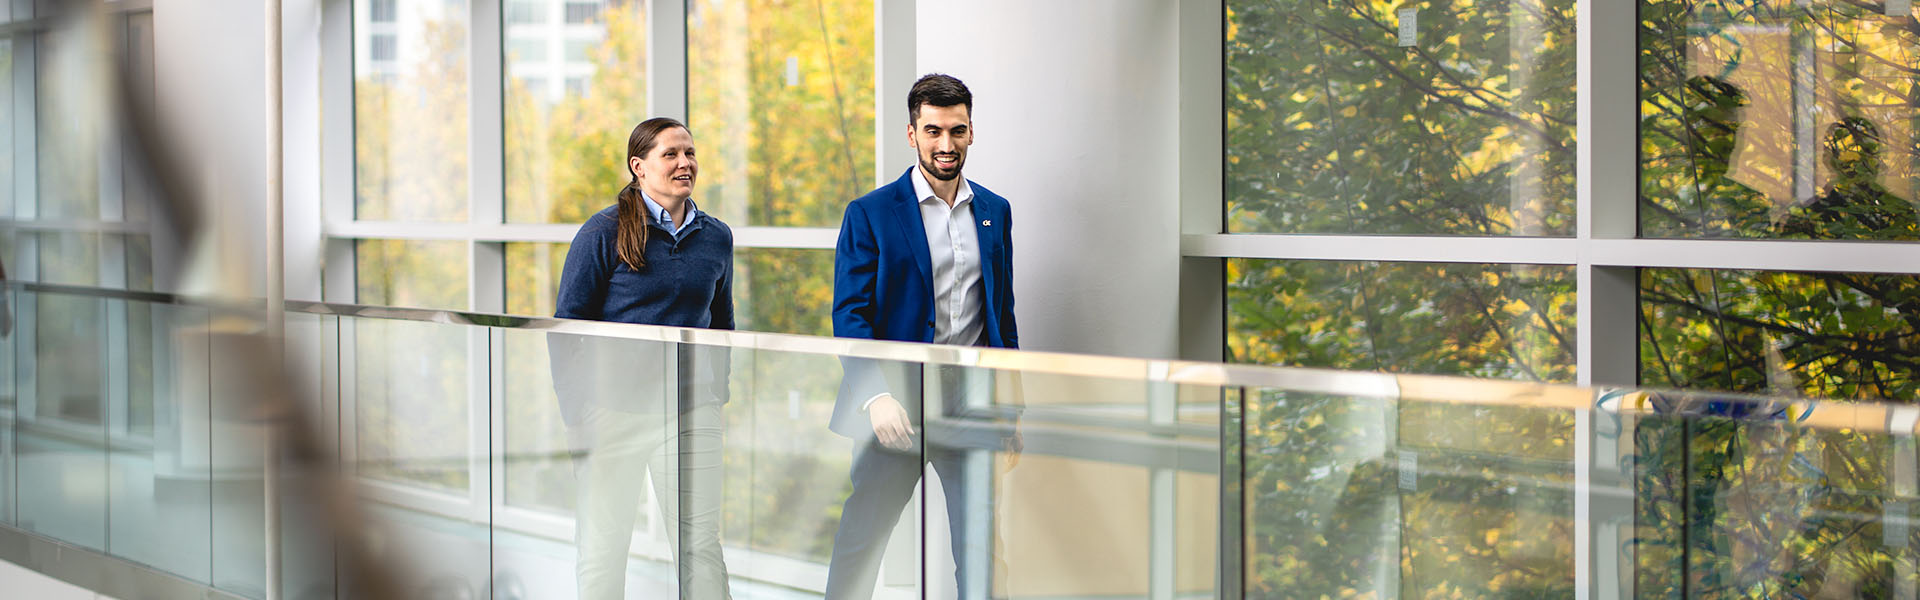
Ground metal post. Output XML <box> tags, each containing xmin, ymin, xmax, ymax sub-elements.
<box><xmin>264</xmin><ymin>0</ymin><xmax>285</xmax><ymax>597</ymax></box>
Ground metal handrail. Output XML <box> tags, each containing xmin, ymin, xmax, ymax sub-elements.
<box><xmin>12</xmin><ymin>281</ymin><xmax>1918</xmax><ymax>435</ymax></box>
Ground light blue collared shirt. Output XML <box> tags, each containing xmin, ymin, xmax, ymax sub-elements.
<box><xmin>641</xmin><ymin>191</ymin><xmax>701</xmax><ymax>239</ymax></box>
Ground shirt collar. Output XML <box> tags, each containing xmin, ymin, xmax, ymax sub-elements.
<box><xmin>912</xmin><ymin>164</ymin><xmax>975</xmax><ymax>207</ymax></box>
<box><xmin>640</xmin><ymin>190</ymin><xmax>700</xmax><ymax>235</ymax></box>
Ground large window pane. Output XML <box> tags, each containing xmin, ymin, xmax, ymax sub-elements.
<box><xmin>355</xmin><ymin>0</ymin><xmax>469</xmax><ymax>222</ymax></box>
<box><xmin>1639</xmin><ymin>268</ymin><xmax>1919</xmax><ymax>399</ymax></box>
<box><xmin>1226</xmin><ymin>0</ymin><xmax>1577</xmax><ymax>236</ymax></box>
<box><xmin>505</xmin><ymin>241</ymin><xmax>567</xmax><ymax>317</ymax></box>
<box><xmin>688</xmin><ymin>0</ymin><xmax>875</xmax><ymax>228</ymax></box>
<box><xmin>355</xmin><ymin>239</ymin><xmax>468</xmax><ymax>311</ymax></box>
<box><xmin>38</xmin><ymin>31</ymin><xmax>98</xmax><ymax>221</ymax></box>
<box><xmin>37</xmin><ymin>231</ymin><xmax>98</xmax><ymax>286</ymax></box>
<box><xmin>1639</xmin><ymin>1</ymin><xmax>1920</xmax><ymax>240</ymax></box>
<box><xmin>736</xmin><ymin>247</ymin><xmax>832</xmax><ymax>336</ymax></box>
<box><xmin>503</xmin><ymin>0</ymin><xmax>646</xmax><ymax>224</ymax></box>
<box><xmin>1228</xmin><ymin>259</ymin><xmax>1575</xmax><ymax>382</ymax></box>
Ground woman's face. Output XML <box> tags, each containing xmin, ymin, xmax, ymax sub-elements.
<box><xmin>631</xmin><ymin>126</ymin><xmax>697</xmax><ymax>202</ymax></box>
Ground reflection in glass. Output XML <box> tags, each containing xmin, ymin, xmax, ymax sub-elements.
<box><xmin>355</xmin><ymin>239</ymin><xmax>468</xmax><ymax>311</ymax></box>
<box><xmin>722</xmin><ymin>347</ymin><xmax>849</xmax><ymax>564</ymax></box>
<box><xmin>503</xmin><ymin>0</ymin><xmax>647</xmax><ymax>224</ymax></box>
<box><xmin>37</xmin><ymin>231</ymin><xmax>98</xmax><ymax>286</ymax></box>
<box><xmin>1640</xmin><ymin>268</ymin><xmax>1919</xmax><ymax>399</ymax></box>
<box><xmin>1226</xmin><ymin>0</ymin><xmax>1577</xmax><ymax>235</ymax></box>
<box><xmin>1243</xmin><ymin>384</ymin><xmax>1580</xmax><ymax>597</ymax></box>
<box><xmin>107</xmin><ymin>303</ymin><xmax>211</xmax><ymax>582</ymax></box>
<box><xmin>1632</xmin><ymin>397</ymin><xmax>1919</xmax><ymax>597</ymax></box>
<box><xmin>538</xmin><ymin>330</ymin><xmax>731</xmax><ymax>598</ymax></box>
<box><xmin>352</xmin><ymin>318</ymin><xmax>469</xmax><ymax>492</ymax></box>
<box><xmin>18</xmin><ymin>291</ymin><xmax>107</xmax><ymax>549</ymax></box>
<box><xmin>1639</xmin><ymin>0</ymin><xmax>1920</xmax><ymax>240</ymax></box>
<box><xmin>1228</xmin><ymin>259</ymin><xmax>1575</xmax><ymax>382</ymax></box>
<box><xmin>354</xmin><ymin>0</ymin><xmax>470</xmax><ymax>222</ymax></box>
<box><xmin>688</xmin><ymin>0</ymin><xmax>874</xmax><ymax>228</ymax></box>
<box><xmin>501</xmin><ymin>329</ymin><xmax>574</xmax><ymax>515</ymax></box>
<box><xmin>36</xmin><ymin>29</ymin><xmax>100</xmax><ymax>221</ymax></box>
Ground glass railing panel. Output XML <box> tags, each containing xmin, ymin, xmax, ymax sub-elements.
<box><xmin>13</xmin><ymin>282</ymin><xmax>1920</xmax><ymax>600</ymax></box>
<box><xmin>918</xmin><ymin>358</ymin><xmax>1225</xmax><ymax>600</ymax></box>
<box><xmin>105</xmin><ymin>300</ymin><xmax>213</xmax><ymax>583</ymax></box>
<box><xmin>349</xmin><ymin>317</ymin><xmax>472</xmax><ymax>493</ymax></box>
<box><xmin>728</xmin><ymin>344</ymin><xmax>905</xmax><ymax>599</ymax></box>
<box><xmin>278</xmin><ymin>310</ymin><xmax>339</xmax><ymax>600</ymax></box>
<box><xmin>16</xmin><ymin>288</ymin><xmax>108</xmax><ymax>550</ymax></box>
<box><xmin>1394</xmin><ymin>400</ymin><xmax>1576</xmax><ymax>596</ymax></box>
<box><xmin>491</xmin><ymin>327</ymin><xmax>581</xmax><ymax>599</ymax></box>
<box><xmin>1628</xmin><ymin>394</ymin><xmax>1920</xmax><ymax>597</ymax></box>
<box><xmin>492</xmin><ymin>327</ymin><xmax>686</xmax><ymax>599</ymax></box>
<box><xmin>207</xmin><ymin>308</ymin><xmax>279</xmax><ymax>598</ymax></box>
<box><xmin>1176</xmin><ymin>383</ymin><xmax>1226</xmax><ymax>596</ymax></box>
<box><xmin>1240</xmin><ymin>385</ymin><xmax>1399</xmax><ymax>597</ymax></box>
<box><xmin>341</xmin><ymin>314</ymin><xmax>493</xmax><ymax>598</ymax></box>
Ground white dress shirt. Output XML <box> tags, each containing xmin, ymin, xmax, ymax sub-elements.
<box><xmin>911</xmin><ymin>165</ymin><xmax>986</xmax><ymax>348</ymax></box>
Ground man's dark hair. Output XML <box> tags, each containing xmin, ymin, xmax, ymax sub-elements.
<box><xmin>907</xmin><ymin>73</ymin><xmax>972</xmax><ymax>124</ymax></box>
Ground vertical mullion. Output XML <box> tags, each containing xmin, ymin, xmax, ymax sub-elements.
<box><xmin>283</xmin><ymin>0</ymin><xmax>327</xmax><ymax>302</ymax></box>
<box><xmin>1177</xmin><ymin>0</ymin><xmax>1224</xmax><ymax>363</ymax></box>
<box><xmin>470</xmin><ymin>0</ymin><xmax>503</xmax><ymax>231</ymax></box>
<box><xmin>874</xmin><ymin>0</ymin><xmax>914</xmax><ymax>186</ymax></box>
<box><xmin>468</xmin><ymin>0</ymin><xmax>506</xmax><ymax>314</ymax></box>
<box><xmin>320</xmin><ymin>0</ymin><xmax>355</xmax><ymax>303</ymax></box>
<box><xmin>465</xmin><ymin>1</ymin><xmax>504</xmax><ymax>578</ymax></box>
<box><xmin>1575</xmin><ymin>0</ymin><xmax>1639</xmax><ymax>387</ymax></box>
<box><xmin>647</xmin><ymin>0</ymin><xmax>687</xmax><ymax>122</ymax></box>
<box><xmin>1576</xmin><ymin>0</ymin><xmax>1640</xmax><ymax>598</ymax></box>
<box><xmin>12</xmin><ymin>30</ymin><xmax>35</xmax><ymax>224</ymax></box>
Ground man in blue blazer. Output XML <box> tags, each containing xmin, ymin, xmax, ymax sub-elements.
<box><xmin>826</xmin><ymin>74</ymin><xmax>1018</xmax><ymax>600</ymax></box>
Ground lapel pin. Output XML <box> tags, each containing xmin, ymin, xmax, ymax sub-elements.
<box><xmin>983</xmin><ymin>220</ymin><xmax>992</xmax><ymax>226</ymax></box>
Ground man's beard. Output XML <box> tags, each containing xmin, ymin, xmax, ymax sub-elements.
<box><xmin>920</xmin><ymin>152</ymin><xmax>964</xmax><ymax>181</ymax></box>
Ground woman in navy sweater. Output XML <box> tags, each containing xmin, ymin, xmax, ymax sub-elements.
<box><xmin>552</xmin><ymin>117</ymin><xmax>735</xmax><ymax>600</ymax></box>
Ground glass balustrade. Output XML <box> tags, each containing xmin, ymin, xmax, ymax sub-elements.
<box><xmin>0</xmin><ymin>282</ymin><xmax>1915</xmax><ymax>599</ymax></box>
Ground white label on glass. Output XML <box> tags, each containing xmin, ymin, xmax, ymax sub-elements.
<box><xmin>1889</xmin><ymin>0</ymin><xmax>1911</xmax><ymax>16</ymax></box>
<box><xmin>1397</xmin><ymin>8</ymin><xmax>1419</xmax><ymax>47</ymax></box>
<box><xmin>1397</xmin><ymin>450</ymin><xmax>1418</xmax><ymax>490</ymax></box>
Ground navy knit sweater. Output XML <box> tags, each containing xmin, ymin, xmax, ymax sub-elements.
<box><xmin>554</xmin><ymin>203</ymin><xmax>734</xmax><ymax>329</ymax></box>
<box><xmin>549</xmin><ymin>203</ymin><xmax>733</xmax><ymax>421</ymax></box>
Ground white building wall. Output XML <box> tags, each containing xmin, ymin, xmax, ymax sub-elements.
<box><xmin>918</xmin><ymin>0</ymin><xmax>1185</xmax><ymax>359</ymax></box>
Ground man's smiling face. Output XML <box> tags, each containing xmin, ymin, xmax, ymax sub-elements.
<box><xmin>911</xmin><ymin>103</ymin><xmax>971</xmax><ymax>181</ymax></box>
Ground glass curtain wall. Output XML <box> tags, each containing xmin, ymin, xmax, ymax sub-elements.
<box><xmin>1224</xmin><ymin>0</ymin><xmax>1919</xmax><ymax>597</ymax></box>
<box><xmin>1225</xmin><ymin>0</ymin><xmax>1580</xmax><ymax>379</ymax></box>
<box><xmin>346</xmin><ymin>0</ymin><xmax>868</xmax><ymax>333</ymax></box>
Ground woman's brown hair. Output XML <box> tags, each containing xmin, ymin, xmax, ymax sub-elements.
<box><xmin>615</xmin><ymin>117</ymin><xmax>689</xmax><ymax>270</ymax></box>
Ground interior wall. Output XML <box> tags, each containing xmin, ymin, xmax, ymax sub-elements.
<box><xmin>917</xmin><ymin>0</ymin><xmax>1184</xmax><ymax>360</ymax></box>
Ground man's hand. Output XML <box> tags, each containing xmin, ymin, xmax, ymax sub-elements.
<box><xmin>867</xmin><ymin>394</ymin><xmax>916</xmax><ymax>450</ymax></box>
<box><xmin>1003</xmin><ymin>425</ymin><xmax>1024</xmax><ymax>469</ymax></box>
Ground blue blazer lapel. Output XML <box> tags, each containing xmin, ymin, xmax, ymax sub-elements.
<box><xmin>889</xmin><ymin>170</ymin><xmax>934</xmax><ymax>286</ymax></box>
